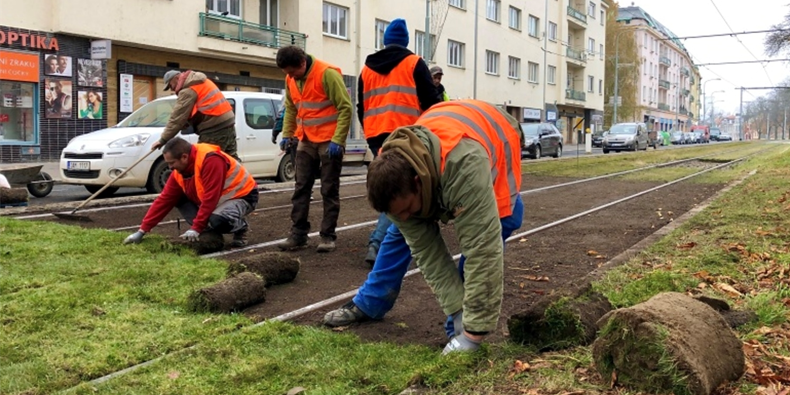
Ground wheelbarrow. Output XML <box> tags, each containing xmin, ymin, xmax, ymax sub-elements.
<box><xmin>0</xmin><ymin>164</ymin><xmax>55</xmax><ymax>198</ymax></box>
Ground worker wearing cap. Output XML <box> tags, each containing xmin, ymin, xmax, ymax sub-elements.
<box><xmin>430</xmin><ymin>66</ymin><xmax>450</xmax><ymax>102</ymax></box>
<box><xmin>358</xmin><ymin>18</ymin><xmax>442</xmax><ymax>266</ymax></box>
<box><xmin>151</xmin><ymin>70</ymin><xmax>238</xmax><ymax>160</ymax></box>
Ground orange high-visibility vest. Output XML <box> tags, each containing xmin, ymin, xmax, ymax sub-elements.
<box><xmin>361</xmin><ymin>54</ymin><xmax>422</xmax><ymax>139</ymax></box>
<box><xmin>188</xmin><ymin>79</ymin><xmax>233</xmax><ymax>117</ymax></box>
<box><xmin>415</xmin><ymin>100</ymin><xmax>522</xmax><ymax>218</ymax></box>
<box><xmin>287</xmin><ymin>58</ymin><xmax>342</xmax><ymax>143</ymax></box>
<box><xmin>172</xmin><ymin>144</ymin><xmax>256</xmax><ymax>205</ymax></box>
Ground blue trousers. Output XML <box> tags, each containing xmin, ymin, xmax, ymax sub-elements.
<box><xmin>368</xmin><ymin>213</ymin><xmax>392</xmax><ymax>250</ymax></box>
<box><xmin>353</xmin><ymin>195</ymin><xmax>524</xmax><ymax>326</ymax></box>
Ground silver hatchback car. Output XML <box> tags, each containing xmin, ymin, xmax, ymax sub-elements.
<box><xmin>602</xmin><ymin>123</ymin><xmax>649</xmax><ymax>153</ymax></box>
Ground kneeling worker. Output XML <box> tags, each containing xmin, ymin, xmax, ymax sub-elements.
<box><xmin>123</xmin><ymin>137</ymin><xmax>258</xmax><ymax>247</ymax></box>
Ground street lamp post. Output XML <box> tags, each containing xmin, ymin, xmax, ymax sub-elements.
<box><xmin>702</xmin><ymin>78</ymin><xmax>721</xmax><ymax>125</ymax></box>
<box><xmin>613</xmin><ymin>27</ymin><xmax>644</xmax><ymax>125</ymax></box>
<box><xmin>710</xmin><ymin>90</ymin><xmax>724</xmax><ymax>125</ymax></box>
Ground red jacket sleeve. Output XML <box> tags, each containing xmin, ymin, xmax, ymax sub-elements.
<box><xmin>139</xmin><ymin>175</ymin><xmax>184</xmax><ymax>233</ymax></box>
<box><xmin>190</xmin><ymin>154</ymin><xmax>227</xmax><ymax>233</ymax></box>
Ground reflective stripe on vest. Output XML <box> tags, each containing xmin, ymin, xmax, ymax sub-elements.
<box><xmin>189</xmin><ymin>79</ymin><xmax>233</xmax><ymax>117</ymax></box>
<box><xmin>172</xmin><ymin>144</ymin><xmax>256</xmax><ymax>205</ymax></box>
<box><xmin>361</xmin><ymin>54</ymin><xmax>422</xmax><ymax>139</ymax></box>
<box><xmin>286</xmin><ymin>58</ymin><xmax>342</xmax><ymax>142</ymax></box>
<box><xmin>416</xmin><ymin>100</ymin><xmax>522</xmax><ymax>218</ymax></box>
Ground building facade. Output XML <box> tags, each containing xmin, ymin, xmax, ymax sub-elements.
<box><xmin>617</xmin><ymin>6</ymin><xmax>701</xmax><ymax>132</ymax></box>
<box><xmin>0</xmin><ymin>0</ymin><xmax>608</xmax><ymax>162</ymax></box>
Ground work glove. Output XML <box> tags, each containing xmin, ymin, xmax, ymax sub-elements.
<box><xmin>271</xmin><ymin>135</ymin><xmax>278</xmax><ymax>144</ymax></box>
<box><xmin>180</xmin><ymin>229</ymin><xmax>200</xmax><ymax>242</ymax></box>
<box><xmin>328</xmin><ymin>142</ymin><xmax>344</xmax><ymax>159</ymax></box>
<box><xmin>442</xmin><ymin>331</ymin><xmax>482</xmax><ymax>355</ymax></box>
<box><xmin>444</xmin><ymin>310</ymin><xmax>464</xmax><ymax>339</ymax></box>
<box><xmin>279</xmin><ymin>137</ymin><xmax>298</xmax><ymax>152</ymax></box>
<box><xmin>123</xmin><ymin>230</ymin><xmax>145</xmax><ymax>245</ymax></box>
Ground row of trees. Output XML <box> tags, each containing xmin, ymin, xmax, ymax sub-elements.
<box><xmin>603</xmin><ymin>3</ymin><xmax>640</xmax><ymax>127</ymax></box>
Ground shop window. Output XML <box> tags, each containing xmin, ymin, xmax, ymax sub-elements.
<box><xmin>0</xmin><ymin>81</ymin><xmax>37</xmax><ymax>144</ymax></box>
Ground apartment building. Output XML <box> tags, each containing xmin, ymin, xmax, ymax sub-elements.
<box><xmin>617</xmin><ymin>6</ymin><xmax>701</xmax><ymax>132</ymax></box>
<box><xmin>0</xmin><ymin>0</ymin><xmax>608</xmax><ymax>161</ymax></box>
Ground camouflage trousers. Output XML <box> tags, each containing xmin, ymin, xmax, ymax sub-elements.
<box><xmin>198</xmin><ymin>125</ymin><xmax>239</xmax><ymax>161</ymax></box>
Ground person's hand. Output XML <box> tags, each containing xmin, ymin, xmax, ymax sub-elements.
<box><xmin>151</xmin><ymin>140</ymin><xmax>163</xmax><ymax>151</ymax></box>
<box><xmin>279</xmin><ymin>138</ymin><xmax>289</xmax><ymax>152</ymax></box>
<box><xmin>123</xmin><ymin>230</ymin><xmax>145</xmax><ymax>245</ymax></box>
<box><xmin>271</xmin><ymin>135</ymin><xmax>277</xmax><ymax>144</ymax></box>
<box><xmin>442</xmin><ymin>331</ymin><xmax>482</xmax><ymax>355</ymax></box>
<box><xmin>180</xmin><ymin>229</ymin><xmax>200</xmax><ymax>242</ymax></box>
<box><xmin>328</xmin><ymin>142</ymin><xmax>344</xmax><ymax>159</ymax></box>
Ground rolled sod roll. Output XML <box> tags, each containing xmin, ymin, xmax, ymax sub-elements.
<box><xmin>0</xmin><ymin>188</ymin><xmax>29</xmax><ymax>204</ymax></box>
<box><xmin>226</xmin><ymin>252</ymin><xmax>300</xmax><ymax>286</ymax></box>
<box><xmin>187</xmin><ymin>272</ymin><xmax>266</xmax><ymax>313</ymax></box>
<box><xmin>592</xmin><ymin>292</ymin><xmax>744</xmax><ymax>395</ymax></box>
<box><xmin>172</xmin><ymin>230</ymin><xmax>225</xmax><ymax>255</ymax></box>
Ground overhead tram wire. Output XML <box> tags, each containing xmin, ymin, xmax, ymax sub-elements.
<box><xmin>708</xmin><ymin>0</ymin><xmax>774</xmax><ymax>85</ymax></box>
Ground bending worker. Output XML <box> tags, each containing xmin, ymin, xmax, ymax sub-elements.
<box><xmin>151</xmin><ymin>70</ymin><xmax>239</xmax><ymax>160</ymax></box>
<box><xmin>325</xmin><ymin>100</ymin><xmax>524</xmax><ymax>354</ymax></box>
<box><xmin>358</xmin><ymin>18</ymin><xmax>441</xmax><ymax>265</ymax></box>
<box><xmin>124</xmin><ymin>137</ymin><xmax>258</xmax><ymax>248</ymax></box>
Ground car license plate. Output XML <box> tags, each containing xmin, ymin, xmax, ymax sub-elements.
<box><xmin>67</xmin><ymin>161</ymin><xmax>90</xmax><ymax>171</ymax></box>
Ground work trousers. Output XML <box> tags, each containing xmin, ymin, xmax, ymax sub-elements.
<box><xmin>198</xmin><ymin>125</ymin><xmax>239</xmax><ymax>161</ymax></box>
<box><xmin>290</xmin><ymin>139</ymin><xmax>343</xmax><ymax>239</ymax></box>
<box><xmin>177</xmin><ymin>197</ymin><xmax>253</xmax><ymax>234</ymax></box>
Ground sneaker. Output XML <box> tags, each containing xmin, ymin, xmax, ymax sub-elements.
<box><xmin>364</xmin><ymin>245</ymin><xmax>378</xmax><ymax>266</ymax></box>
<box><xmin>316</xmin><ymin>236</ymin><xmax>336</xmax><ymax>253</ymax></box>
<box><xmin>277</xmin><ymin>235</ymin><xmax>308</xmax><ymax>251</ymax></box>
<box><xmin>231</xmin><ymin>228</ymin><xmax>248</xmax><ymax>248</ymax></box>
<box><xmin>323</xmin><ymin>301</ymin><xmax>370</xmax><ymax>327</ymax></box>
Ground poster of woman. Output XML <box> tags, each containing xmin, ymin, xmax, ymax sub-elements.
<box><xmin>44</xmin><ymin>79</ymin><xmax>73</xmax><ymax>119</ymax></box>
<box><xmin>78</xmin><ymin>90</ymin><xmax>103</xmax><ymax>120</ymax></box>
<box><xmin>77</xmin><ymin>59</ymin><xmax>103</xmax><ymax>87</ymax></box>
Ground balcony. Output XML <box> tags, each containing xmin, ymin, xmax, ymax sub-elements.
<box><xmin>681</xmin><ymin>67</ymin><xmax>690</xmax><ymax>76</ymax></box>
<box><xmin>566</xmin><ymin>89</ymin><xmax>586</xmax><ymax>101</ymax></box>
<box><xmin>658</xmin><ymin>103</ymin><xmax>670</xmax><ymax>111</ymax></box>
<box><xmin>567</xmin><ymin>6</ymin><xmax>587</xmax><ymax>25</ymax></box>
<box><xmin>199</xmin><ymin>12</ymin><xmax>307</xmax><ymax>50</ymax></box>
<box><xmin>659</xmin><ymin>80</ymin><xmax>670</xmax><ymax>89</ymax></box>
<box><xmin>682</xmin><ymin>89</ymin><xmax>690</xmax><ymax>96</ymax></box>
<box><xmin>689</xmin><ymin>112</ymin><xmax>694</xmax><ymax>118</ymax></box>
<box><xmin>679</xmin><ymin>106</ymin><xmax>688</xmax><ymax>115</ymax></box>
<box><xmin>566</xmin><ymin>47</ymin><xmax>587</xmax><ymax>64</ymax></box>
<box><xmin>690</xmin><ymin>75</ymin><xmax>695</xmax><ymax>85</ymax></box>
<box><xmin>690</xmin><ymin>95</ymin><xmax>695</xmax><ymax>103</ymax></box>
<box><xmin>659</xmin><ymin>56</ymin><xmax>671</xmax><ymax>67</ymax></box>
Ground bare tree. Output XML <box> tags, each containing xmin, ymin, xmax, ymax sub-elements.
<box><xmin>604</xmin><ymin>3</ymin><xmax>642</xmax><ymax>127</ymax></box>
<box><xmin>764</xmin><ymin>11</ymin><xmax>790</xmax><ymax>56</ymax></box>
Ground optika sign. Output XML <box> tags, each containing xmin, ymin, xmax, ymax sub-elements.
<box><xmin>0</xmin><ymin>28</ymin><xmax>59</xmax><ymax>51</ymax></box>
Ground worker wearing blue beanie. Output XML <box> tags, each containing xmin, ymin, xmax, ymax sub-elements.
<box><xmin>383</xmin><ymin>18</ymin><xmax>409</xmax><ymax>47</ymax></box>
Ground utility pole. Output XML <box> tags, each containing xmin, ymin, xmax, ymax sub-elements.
<box><xmin>674</xmin><ymin>73</ymin><xmax>680</xmax><ymax>131</ymax></box>
<box><xmin>424</xmin><ymin>0</ymin><xmax>431</xmax><ymax>62</ymax></box>
<box><xmin>783</xmin><ymin>107</ymin><xmax>787</xmax><ymax>140</ymax></box>
<box><xmin>472</xmin><ymin>0</ymin><xmax>479</xmax><ymax>99</ymax></box>
<box><xmin>738</xmin><ymin>87</ymin><xmax>743</xmax><ymax>141</ymax></box>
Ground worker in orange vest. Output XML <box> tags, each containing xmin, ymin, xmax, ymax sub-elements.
<box><xmin>275</xmin><ymin>46</ymin><xmax>353</xmax><ymax>253</ymax></box>
<box><xmin>358</xmin><ymin>18</ymin><xmax>442</xmax><ymax>266</ymax></box>
<box><xmin>124</xmin><ymin>137</ymin><xmax>258</xmax><ymax>248</ymax></box>
<box><xmin>151</xmin><ymin>70</ymin><xmax>239</xmax><ymax>160</ymax></box>
<box><xmin>324</xmin><ymin>100</ymin><xmax>524</xmax><ymax>354</ymax></box>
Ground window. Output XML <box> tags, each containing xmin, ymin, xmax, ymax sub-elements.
<box><xmin>486</xmin><ymin>0</ymin><xmax>501</xmax><ymax>22</ymax></box>
<box><xmin>509</xmin><ymin>6</ymin><xmax>521</xmax><ymax>30</ymax></box>
<box><xmin>448</xmin><ymin>40</ymin><xmax>465</xmax><ymax>67</ymax></box>
<box><xmin>643</xmin><ymin>32</ymin><xmax>647</xmax><ymax>48</ymax></box>
<box><xmin>588</xmin><ymin>75</ymin><xmax>594</xmax><ymax>92</ymax></box>
<box><xmin>322</xmin><ymin>3</ymin><xmax>348</xmax><ymax>38</ymax></box>
<box><xmin>485</xmin><ymin>50</ymin><xmax>500</xmax><ymax>75</ymax></box>
<box><xmin>599</xmin><ymin>79</ymin><xmax>603</xmax><ymax>95</ymax></box>
<box><xmin>599</xmin><ymin>43</ymin><xmax>604</xmax><ymax>59</ymax></box>
<box><xmin>449</xmin><ymin>0</ymin><xmax>465</xmax><ymax>9</ymax></box>
<box><xmin>643</xmin><ymin>85</ymin><xmax>646</xmax><ymax>102</ymax></box>
<box><xmin>375</xmin><ymin>19</ymin><xmax>389</xmax><ymax>50</ymax></box>
<box><xmin>588</xmin><ymin>1</ymin><xmax>596</xmax><ymax>17</ymax></box>
<box><xmin>415</xmin><ymin>30</ymin><xmax>437</xmax><ymax>61</ymax></box>
<box><xmin>547</xmin><ymin>65</ymin><xmax>556</xmax><ymax>84</ymax></box>
<box><xmin>0</xmin><ymin>81</ymin><xmax>36</xmax><ymax>143</ymax></box>
<box><xmin>206</xmin><ymin>0</ymin><xmax>241</xmax><ymax>18</ymax></box>
<box><xmin>244</xmin><ymin>98</ymin><xmax>276</xmax><ymax>129</ymax></box>
<box><xmin>600</xmin><ymin>10</ymin><xmax>604</xmax><ymax>25</ymax></box>
<box><xmin>260</xmin><ymin>0</ymin><xmax>279</xmax><ymax>26</ymax></box>
<box><xmin>528</xmin><ymin>62</ymin><xmax>539</xmax><ymax>83</ymax></box>
<box><xmin>508</xmin><ymin>56</ymin><xmax>521</xmax><ymax>79</ymax></box>
<box><xmin>548</xmin><ymin>22</ymin><xmax>557</xmax><ymax>41</ymax></box>
<box><xmin>528</xmin><ymin>15</ymin><xmax>539</xmax><ymax>37</ymax></box>
<box><xmin>588</xmin><ymin>38</ymin><xmax>595</xmax><ymax>54</ymax></box>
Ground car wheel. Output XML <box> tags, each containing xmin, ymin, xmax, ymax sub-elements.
<box><xmin>85</xmin><ymin>184</ymin><xmax>119</xmax><ymax>198</ymax></box>
<box><xmin>553</xmin><ymin>145</ymin><xmax>562</xmax><ymax>158</ymax></box>
<box><xmin>27</xmin><ymin>171</ymin><xmax>54</xmax><ymax>198</ymax></box>
<box><xmin>603</xmin><ymin>149</ymin><xmax>609</xmax><ymax>154</ymax></box>
<box><xmin>276</xmin><ymin>154</ymin><xmax>296</xmax><ymax>182</ymax></box>
<box><xmin>534</xmin><ymin>146</ymin><xmax>542</xmax><ymax>160</ymax></box>
<box><xmin>146</xmin><ymin>158</ymin><xmax>171</xmax><ymax>194</ymax></box>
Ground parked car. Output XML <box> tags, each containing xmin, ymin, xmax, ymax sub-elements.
<box><xmin>718</xmin><ymin>133</ymin><xmax>733</xmax><ymax>141</ymax></box>
<box><xmin>60</xmin><ymin>92</ymin><xmax>372</xmax><ymax>195</ymax></box>
<box><xmin>520</xmin><ymin>122</ymin><xmax>563</xmax><ymax>159</ymax></box>
<box><xmin>592</xmin><ymin>130</ymin><xmax>608</xmax><ymax>148</ymax></box>
<box><xmin>602</xmin><ymin>122</ymin><xmax>649</xmax><ymax>153</ymax></box>
<box><xmin>691</xmin><ymin>131</ymin><xmax>702</xmax><ymax>144</ymax></box>
<box><xmin>670</xmin><ymin>131</ymin><xmax>685</xmax><ymax>145</ymax></box>
<box><xmin>710</xmin><ymin>127</ymin><xmax>722</xmax><ymax>141</ymax></box>
<box><xmin>690</xmin><ymin>125</ymin><xmax>710</xmax><ymax>143</ymax></box>
<box><xmin>682</xmin><ymin>131</ymin><xmax>694</xmax><ymax>144</ymax></box>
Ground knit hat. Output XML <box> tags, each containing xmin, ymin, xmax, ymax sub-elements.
<box><xmin>383</xmin><ymin>19</ymin><xmax>409</xmax><ymax>47</ymax></box>
<box><xmin>430</xmin><ymin>66</ymin><xmax>444</xmax><ymax>76</ymax></box>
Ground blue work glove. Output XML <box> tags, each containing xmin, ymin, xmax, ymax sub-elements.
<box><xmin>180</xmin><ymin>229</ymin><xmax>200</xmax><ymax>242</ymax></box>
<box><xmin>123</xmin><ymin>230</ymin><xmax>145</xmax><ymax>245</ymax></box>
<box><xmin>328</xmin><ymin>142</ymin><xmax>344</xmax><ymax>159</ymax></box>
<box><xmin>442</xmin><ymin>331</ymin><xmax>482</xmax><ymax>355</ymax></box>
<box><xmin>444</xmin><ymin>310</ymin><xmax>463</xmax><ymax>339</ymax></box>
<box><xmin>280</xmin><ymin>137</ymin><xmax>298</xmax><ymax>152</ymax></box>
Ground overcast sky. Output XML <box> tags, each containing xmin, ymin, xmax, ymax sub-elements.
<box><xmin>628</xmin><ymin>0</ymin><xmax>789</xmax><ymax>115</ymax></box>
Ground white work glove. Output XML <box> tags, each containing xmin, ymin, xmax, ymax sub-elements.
<box><xmin>180</xmin><ymin>229</ymin><xmax>200</xmax><ymax>242</ymax></box>
<box><xmin>123</xmin><ymin>230</ymin><xmax>145</xmax><ymax>245</ymax></box>
<box><xmin>442</xmin><ymin>332</ymin><xmax>482</xmax><ymax>355</ymax></box>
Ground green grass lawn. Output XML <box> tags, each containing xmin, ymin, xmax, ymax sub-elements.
<box><xmin>2</xmin><ymin>142</ymin><xmax>787</xmax><ymax>394</ymax></box>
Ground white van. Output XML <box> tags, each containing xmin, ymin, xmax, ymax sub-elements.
<box><xmin>59</xmin><ymin>92</ymin><xmax>371</xmax><ymax>195</ymax></box>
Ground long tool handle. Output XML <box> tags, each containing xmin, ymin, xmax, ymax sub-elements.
<box><xmin>68</xmin><ymin>149</ymin><xmax>156</xmax><ymax>215</ymax></box>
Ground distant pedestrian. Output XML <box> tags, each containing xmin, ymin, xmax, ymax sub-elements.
<box><xmin>430</xmin><ymin>66</ymin><xmax>450</xmax><ymax>101</ymax></box>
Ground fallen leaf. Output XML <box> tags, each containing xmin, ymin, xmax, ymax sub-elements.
<box><xmin>677</xmin><ymin>242</ymin><xmax>697</xmax><ymax>250</ymax></box>
<box><xmin>331</xmin><ymin>326</ymin><xmax>350</xmax><ymax>332</ymax></box>
<box><xmin>715</xmin><ymin>282</ymin><xmax>743</xmax><ymax>297</ymax></box>
<box><xmin>508</xmin><ymin>359</ymin><xmax>531</xmax><ymax>378</ymax></box>
<box><xmin>520</xmin><ymin>275</ymin><xmax>550</xmax><ymax>282</ymax></box>
<box><xmin>167</xmin><ymin>371</ymin><xmax>180</xmax><ymax>379</ymax></box>
<box><xmin>610</xmin><ymin>369</ymin><xmax>617</xmax><ymax>388</ymax></box>
<box><xmin>287</xmin><ymin>387</ymin><xmax>306</xmax><ymax>395</ymax></box>
<box><xmin>698</xmin><ymin>282</ymin><xmax>707</xmax><ymax>289</ymax></box>
<box><xmin>519</xmin><ymin>238</ymin><xmax>528</xmax><ymax>242</ymax></box>
<box><xmin>595</xmin><ymin>255</ymin><xmax>606</xmax><ymax>259</ymax></box>
<box><xmin>587</xmin><ymin>250</ymin><xmax>599</xmax><ymax>256</ymax></box>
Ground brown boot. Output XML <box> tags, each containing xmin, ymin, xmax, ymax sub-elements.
<box><xmin>277</xmin><ymin>235</ymin><xmax>308</xmax><ymax>251</ymax></box>
<box><xmin>316</xmin><ymin>236</ymin><xmax>336</xmax><ymax>253</ymax></box>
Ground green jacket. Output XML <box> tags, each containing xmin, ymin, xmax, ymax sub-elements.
<box><xmin>282</xmin><ymin>55</ymin><xmax>352</xmax><ymax>146</ymax></box>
